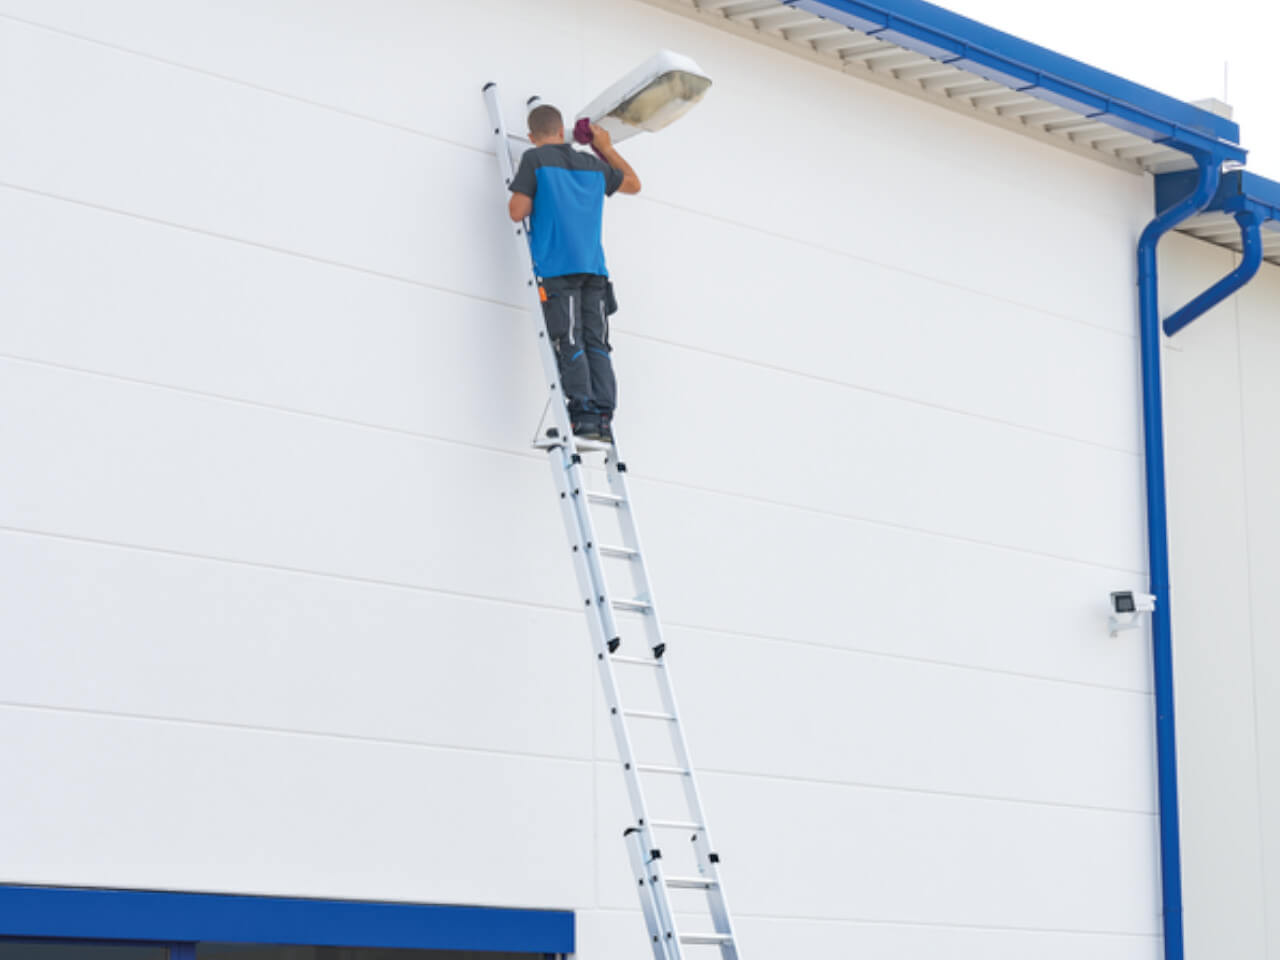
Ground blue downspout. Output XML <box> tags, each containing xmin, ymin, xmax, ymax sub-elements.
<box><xmin>1136</xmin><ymin>150</ymin><xmax>1219</xmax><ymax>960</ymax></box>
<box><xmin>1138</xmin><ymin>157</ymin><xmax>1264</xmax><ymax>960</ymax></box>
<box><xmin>1164</xmin><ymin>208</ymin><xmax>1265</xmax><ymax>336</ymax></box>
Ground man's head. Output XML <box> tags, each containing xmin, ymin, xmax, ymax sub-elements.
<box><xmin>528</xmin><ymin>104</ymin><xmax>565</xmax><ymax>145</ymax></box>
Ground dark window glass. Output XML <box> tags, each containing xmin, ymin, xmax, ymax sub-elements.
<box><xmin>0</xmin><ymin>944</ymin><xmax>168</xmax><ymax>960</ymax></box>
<box><xmin>197</xmin><ymin>949</ymin><xmax>535</xmax><ymax>960</ymax></box>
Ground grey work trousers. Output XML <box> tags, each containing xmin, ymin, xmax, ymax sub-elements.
<box><xmin>539</xmin><ymin>273</ymin><xmax>617</xmax><ymax>417</ymax></box>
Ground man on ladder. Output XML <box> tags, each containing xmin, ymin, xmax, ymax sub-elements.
<box><xmin>507</xmin><ymin>103</ymin><xmax>642</xmax><ymax>444</ymax></box>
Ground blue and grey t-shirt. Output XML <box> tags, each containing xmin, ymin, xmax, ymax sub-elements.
<box><xmin>509</xmin><ymin>143</ymin><xmax>624</xmax><ymax>279</ymax></box>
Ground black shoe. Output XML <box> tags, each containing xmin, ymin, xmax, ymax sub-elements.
<box><xmin>572</xmin><ymin>414</ymin><xmax>602</xmax><ymax>440</ymax></box>
<box><xmin>597</xmin><ymin>414</ymin><xmax>613</xmax><ymax>444</ymax></box>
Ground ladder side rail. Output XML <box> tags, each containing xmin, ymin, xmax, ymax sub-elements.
<box><xmin>482</xmin><ymin>83</ymin><xmax>576</xmax><ymax>447</ymax></box>
<box><xmin>607</xmin><ymin>459</ymin><xmax>742</xmax><ymax>957</ymax></box>
<box><xmin>484</xmin><ymin>74</ymin><xmax>659</xmax><ymax>894</ymax></box>
<box><xmin>549</xmin><ymin>441</ymin><xmax>665</xmax><ymax>884</ymax></box>
<box><xmin>484</xmin><ymin>83</ymin><xmax>737</xmax><ymax>959</ymax></box>
<box><xmin>626</xmin><ymin>828</ymin><xmax>680</xmax><ymax>960</ymax></box>
<box><xmin>566</xmin><ymin>464</ymin><xmax>690</xmax><ymax>957</ymax></box>
<box><xmin>603</xmin><ymin>458</ymin><xmax>666</xmax><ymax>655</ymax></box>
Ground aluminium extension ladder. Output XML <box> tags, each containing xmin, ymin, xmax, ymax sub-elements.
<box><xmin>482</xmin><ymin>83</ymin><xmax>742</xmax><ymax>960</ymax></box>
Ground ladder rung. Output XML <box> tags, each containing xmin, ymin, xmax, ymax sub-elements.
<box><xmin>611</xmin><ymin>655</ymin><xmax>663</xmax><ymax>667</ymax></box>
<box><xmin>622</xmin><ymin>709</ymin><xmax>677</xmax><ymax>722</ymax></box>
<box><xmin>665</xmin><ymin>875</ymin><xmax>717</xmax><ymax>889</ymax></box>
<box><xmin>587</xmin><ymin>491</ymin><xmax>625</xmax><ymax>506</ymax></box>
<box><xmin>649</xmin><ymin>819</ymin><xmax>704</xmax><ymax>830</ymax></box>
<box><xmin>599</xmin><ymin>544</ymin><xmax>639</xmax><ymax>559</ymax></box>
<box><xmin>613</xmin><ymin>598</ymin><xmax>652</xmax><ymax>613</ymax></box>
<box><xmin>680</xmin><ymin>933</ymin><xmax>734</xmax><ymax>946</ymax></box>
<box><xmin>636</xmin><ymin>764</ymin><xmax>690</xmax><ymax>776</ymax></box>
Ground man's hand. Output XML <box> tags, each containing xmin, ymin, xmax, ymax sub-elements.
<box><xmin>589</xmin><ymin>123</ymin><xmax>641</xmax><ymax>195</ymax></box>
<box><xmin>589</xmin><ymin>122</ymin><xmax>613</xmax><ymax>150</ymax></box>
<box><xmin>509</xmin><ymin>192</ymin><xmax>532</xmax><ymax>222</ymax></box>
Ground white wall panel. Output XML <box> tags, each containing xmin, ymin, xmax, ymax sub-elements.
<box><xmin>0</xmin><ymin>184</ymin><xmax>1141</xmax><ymax>463</ymax></box>
<box><xmin>609</xmin><ymin>197</ymin><xmax>1143</xmax><ymax>453</ymax></box>
<box><xmin>617</xmin><ymin>335</ymin><xmax>1146</xmax><ymax>570</ymax></box>
<box><xmin>1</xmin><ymin>354</ymin><xmax>1148</xmax><ymax>689</ymax></box>
<box><xmin>593</xmin><ymin>764</ymin><xmax>1159</xmax><ymax>933</ymax></box>
<box><xmin>0</xmin><ymin>0</ymin><xmax>584</xmax><ymax>153</ymax></box>
<box><xmin>0</xmin><ymin>359</ymin><xmax>574</xmax><ymax>606</ymax></box>
<box><xmin>578</xmin><ymin>910</ymin><xmax>1161</xmax><ymax>960</ymax></box>
<box><xmin>1162</xmin><ymin>235</ymin><xmax>1272</xmax><ymax>960</ymax></box>
<box><xmin>0</xmin><ymin>705</ymin><xmax>594</xmax><ymax>907</ymax></box>
<box><xmin>0</xmin><ymin>530</ymin><xmax>594</xmax><ymax>761</ymax></box>
<box><xmin>601</xmin><ymin>627</ymin><xmax>1157</xmax><ymax>812</ymax></box>
<box><xmin>0</xmin><ymin>0</ymin><xmax>1173</xmax><ymax>953</ymax></box>
<box><xmin>0</xmin><ymin>184</ymin><xmax>1146</xmax><ymax>571</ymax></box>
<box><xmin>0</xmin><ymin>186</ymin><xmax>545</xmax><ymax>452</ymax></box>
<box><xmin>1236</xmin><ymin>259</ymin><xmax>1280</xmax><ymax>957</ymax></box>
<box><xmin>0</xmin><ymin>18</ymin><xmax>527</xmax><ymax>304</ymax></box>
<box><xmin>730</xmin><ymin>913</ymin><xmax>1160</xmax><ymax>960</ymax></box>
<box><xmin>628</xmin><ymin>475</ymin><xmax>1150</xmax><ymax>689</ymax></box>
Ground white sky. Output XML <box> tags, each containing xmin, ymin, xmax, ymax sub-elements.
<box><xmin>941</xmin><ymin>0</ymin><xmax>1280</xmax><ymax>179</ymax></box>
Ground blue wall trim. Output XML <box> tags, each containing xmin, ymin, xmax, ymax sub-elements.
<box><xmin>0</xmin><ymin>885</ymin><xmax>574</xmax><ymax>955</ymax></box>
<box><xmin>784</xmin><ymin>0</ymin><xmax>1243</xmax><ymax>158</ymax></box>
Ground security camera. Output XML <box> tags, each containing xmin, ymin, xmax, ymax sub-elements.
<box><xmin>1110</xmin><ymin>591</ymin><xmax>1155</xmax><ymax>615</ymax></box>
<box><xmin>1109</xmin><ymin>590</ymin><xmax>1156</xmax><ymax>636</ymax></box>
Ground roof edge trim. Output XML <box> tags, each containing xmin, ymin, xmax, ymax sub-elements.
<box><xmin>786</xmin><ymin>0</ymin><xmax>1244</xmax><ymax>157</ymax></box>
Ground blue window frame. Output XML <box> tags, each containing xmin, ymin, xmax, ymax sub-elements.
<box><xmin>0</xmin><ymin>886</ymin><xmax>573</xmax><ymax>958</ymax></box>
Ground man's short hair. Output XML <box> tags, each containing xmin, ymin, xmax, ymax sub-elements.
<box><xmin>528</xmin><ymin>104</ymin><xmax>564</xmax><ymax>139</ymax></box>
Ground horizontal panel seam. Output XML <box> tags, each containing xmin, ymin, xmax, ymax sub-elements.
<box><xmin>0</xmin><ymin>700</ymin><xmax>1154</xmax><ymax>815</ymax></box>
<box><xmin>591</xmin><ymin>904</ymin><xmax>1158</xmax><ymax>938</ymax></box>
<box><xmin>0</xmin><ymin>13</ymin><xmax>488</xmax><ymax>158</ymax></box>
<box><xmin>0</xmin><ymin>182</ymin><xmax>1140</xmax><ymax>456</ymax></box>
<box><xmin>0</xmin><ymin>352</ymin><xmax>1148</xmax><ymax>574</ymax></box>
<box><xmin>686</xmin><ymin>762</ymin><xmax>1157</xmax><ymax>816</ymax></box>
<box><xmin>0</xmin><ymin>698</ymin><xmax>592</xmax><ymax>768</ymax></box>
<box><xmin>0</xmin><ymin>181</ymin><xmax>519</xmax><ymax>312</ymax></box>
<box><xmin>626</xmin><ymin>329</ymin><xmax>1139</xmax><ymax>456</ymax></box>
<box><xmin>0</xmin><ymin>13</ymin><xmax>1138</xmax><ymax>343</ymax></box>
<box><xmin>638</xmin><ymin>194</ymin><xmax>1138</xmax><ymax>342</ymax></box>
<box><xmin>0</xmin><ymin>525</ymin><xmax>1151</xmax><ymax>697</ymax></box>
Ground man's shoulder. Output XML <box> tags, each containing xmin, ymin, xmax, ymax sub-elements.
<box><xmin>529</xmin><ymin>143</ymin><xmax>606</xmax><ymax>173</ymax></box>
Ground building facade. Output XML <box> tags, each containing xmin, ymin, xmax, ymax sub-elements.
<box><xmin>1</xmin><ymin>0</ymin><xmax>1276</xmax><ymax>957</ymax></box>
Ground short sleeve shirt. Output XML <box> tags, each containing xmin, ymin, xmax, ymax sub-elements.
<box><xmin>509</xmin><ymin>143</ymin><xmax>624</xmax><ymax>279</ymax></box>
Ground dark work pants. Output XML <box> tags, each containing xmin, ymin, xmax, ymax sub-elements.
<box><xmin>540</xmin><ymin>273</ymin><xmax>617</xmax><ymax>418</ymax></box>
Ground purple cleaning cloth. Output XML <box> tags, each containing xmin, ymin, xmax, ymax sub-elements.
<box><xmin>573</xmin><ymin>117</ymin><xmax>606</xmax><ymax>160</ymax></box>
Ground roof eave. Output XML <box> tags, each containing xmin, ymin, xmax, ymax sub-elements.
<box><xmin>787</xmin><ymin>0</ymin><xmax>1245</xmax><ymax>161</ymax></box>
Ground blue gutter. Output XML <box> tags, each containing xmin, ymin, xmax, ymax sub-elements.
<box><xmin>784</xmin><ymin>0</ymin><xmax>1244</xmax><ymax>159</ymax></box>
<box><xmin>784</xmin><ymin>4</ymin><xmax>1263</xmax><ymax>959</ymax></box>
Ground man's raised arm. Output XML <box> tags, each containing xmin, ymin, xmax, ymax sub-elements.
<box><xmin>590</xmin><ymin>123</ymin><xmax>641</xmax><ymax>195</ymax></box>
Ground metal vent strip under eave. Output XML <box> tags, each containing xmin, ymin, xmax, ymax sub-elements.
<box><xmin>1157</xmin><ymin>169</ymin><xmax>1280</xmax><ymax>267</ymax></box>
<box><xmin>640</xmin><ymin>0</ymin><xmax>1245</xmax><ymax>175</ymax></box>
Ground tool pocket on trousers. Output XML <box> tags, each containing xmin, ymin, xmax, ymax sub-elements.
<box><xmin>541</xmin><ymin>292</ymin><xmax>570</xmax><ymax>344</ymax></box>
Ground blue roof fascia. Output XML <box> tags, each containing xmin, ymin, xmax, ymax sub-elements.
<box><xmin>1157</xmin><ymin>170</ymin><xmax>1280</xmax><ymax>227</ymax></box>
<box><xmin>784</xmin><ymin>0</ymin><xmax>1245</xmax><ymax>160</ymax></box>
<box><xmin>0</xmin><ymin>885</ymin><xmax>575</xmax><ymax>954</ymax></box>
